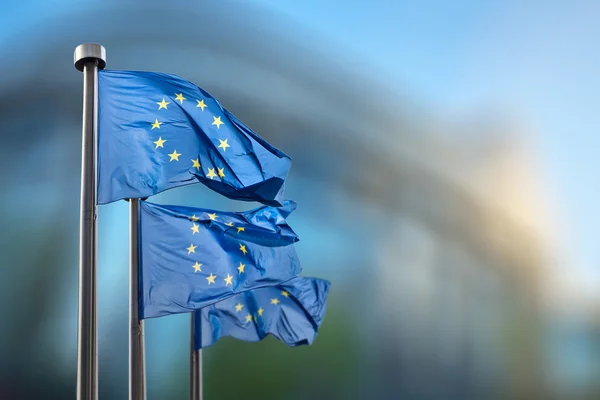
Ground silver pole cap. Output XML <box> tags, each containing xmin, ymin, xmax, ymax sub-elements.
<box><xmin>74</xmin><ymin>43</ymin><xmax>106</xmax><ymax>71</ymax></box>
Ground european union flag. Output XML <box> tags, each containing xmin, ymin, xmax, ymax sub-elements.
<box><xmin>193</xmin><ymin>277</ymin><xmax>330</xmax><ymax>349</ymax></box>
<box><xmin>140</xmin><ymin>200</ymin><xmax>302</xmax><ymax>319</ymax></box>
<box><xmin>97</xmin><ymin>70</ymin><xmax>291</xmax><ymax>206</ymax></box>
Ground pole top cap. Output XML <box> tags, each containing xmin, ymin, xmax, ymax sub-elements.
<box><xmin>74</xmin><ymin>43</ymin><xmax>106</xmax><ymax>71</ymax></box>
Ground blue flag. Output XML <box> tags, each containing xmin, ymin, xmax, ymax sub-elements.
<box><xmin>193</xmin><ymin>277</ymin><xmax>330</xmax><ymax>349</ymax></box>
<box><xmin>139</xmin><ymin>200</ymin><xmax>301</xmax><ymax>319</ymax></box>
<box><xmin>97</xmin><ymin>70</ymin><xmax>291</xmax><ymax>205</ymax></box>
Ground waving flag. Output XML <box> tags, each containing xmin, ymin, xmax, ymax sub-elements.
<box><xmin>97</xmin><ymin>70</ymin><xmax>291</xmax><ymax>205</ymax></box>
<box><xmin>193</xmin><ymin>277</ymin><xmax>330</xmax><ymax>349</ymax></box>
<box><xmin>139</xmin><ymin>200</ymin><xmax>301</xmax><ymax>319</ymax></box>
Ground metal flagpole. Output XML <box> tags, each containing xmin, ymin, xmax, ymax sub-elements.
<box><xmin>129</xmin><ymin>198</ymin><xmax>146</xmax><ymax>400</ymax></box>
<box><xmin>74</xmin><ymin>43</ymin><xmax>106</xmax><ymax>400</ymax></box>
<box><xmin>190</xmin><ymin>314</ymin><xmax>202</xmax><ymax>400</ymax></box>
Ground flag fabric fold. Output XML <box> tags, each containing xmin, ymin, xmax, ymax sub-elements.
<box><xmin>97</xmin><ymin>70</ymin><xmax>291</xmax><ymax>206</ymax></box>
<box><xmin>193</xmin><ymin>277</ymin><xmax>330</xmax><ymax>349</ymax></box>
<box><xmin>139</xmin><ymin>200</ymin><xmax>302</xmax><ymax>319</ymax></box>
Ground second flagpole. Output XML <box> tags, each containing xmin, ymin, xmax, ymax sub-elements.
<box><xmin>190</xmin><ymin>315</ymin><xmax>202</xmax><ymax>400</ymax></box>
<box><xmin>130</xmin><ymin>198</ymin><xmax>146</xmax><ymax>400</ymax></box>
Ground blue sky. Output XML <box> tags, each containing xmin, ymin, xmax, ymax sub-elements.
<box><xmin>258</xmin><ymin>0</ymin><xmax>600</xmax><ymax>294</ymax></box>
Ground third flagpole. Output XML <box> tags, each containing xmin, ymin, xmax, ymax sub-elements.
<box><xmin>74</xmin><ymin>43</ymin><xmax>105</xmax><ymax>400</ymax></box>
<box><xmin>190</xmin><ymin>314</ymin><xmax>202</xmax><ymax>400</ymax></box>
<box><xmin>130</xmin><ymin>198</ymin><xmax>146</xmax><ymax>400</ymax></box>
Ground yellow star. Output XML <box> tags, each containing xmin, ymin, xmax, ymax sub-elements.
<box><xmin>239</xmin><ymin>244</ymin><xmax>247</xmax><ymax>254</ymax></box>
<box><xmin>154</xmin><ymin>137</ymin><xmax>166</xmax><ymax>149</ymax></box>
<box><xmin>191</xmin><ymin>158</ymin><xmax>201</xmax><ymax>170</ymax></box>
<box><xmin>157</xmin><ymin>99</ymin><xmax>170</xmax><ymax>110</ymax></box>
<box><xmin>190</xmin><ymin>223</ymin><xmax>199</xmax><ymax>234</ymax></box>
<box><xmin>245</xmin><ymin>314</ymin><xmax>252</xmax><ymax>323</ymax></box>
<box><xmin>151</xmin><ymin>119</ymin><xmax>163</xmax><ymax>129</ymax></box>
<box><xmin>192</xmin><ymin>261</ymin><xmax>202</xmax><ymax>273</ymax></box>
<box><xmin>281</xmin><ymin>291</ymin><xmax>289</xmax><ymax>298</ymax></box>
<box><xmin>257</xmin><ymin>307</ymin><xmax>264</xmax><ymax>317</ymax></box>
<box><xmin>186</xmin><ymin>243</ymin><xmax>197</xmax><ymax>254</ymax></box>
<box><xmin>217</xmin><ymin>139</ymin><xmax>230</xmax><ymax>152</ymax></box>
<box><xmin>235</xmin><ymin>303</ymin><xmax>243</xmax><ymax>312</ymax></box>
<box><xmin>270</xmin><ymin>298</ymin><xmax>280</xmax><ymax>305</ymax></box>
<box><xmin>175</xmin><ymin>93</ymin><xmax>186</xmax><ymax>104</ymax></box>
<box><xmin>168</xmin><ymin>150</ymin><xmax>181</xmax><ymax>161</ymax></box>
<box><xmin>237</xmin><ymin>262</ymin><xmax>245</xmax><ymax>274</ymax></box>
<box><xmin>225</xmin><ymin>222</ymin><xmax>234</xmax><ymax>227</ymax></box>
<box><xmin>196</xmin><ymin>99</ymin><xmax>207</xmax><ymax>111</ymax></box>
<box><xmin>206</xmin><ymin>168</ymin><xmax>217</xmax><ymax>179</ymax></box>
<box><xmin>224</xmin><ymin>274</ymin><xmax>233</xmax><ymax>286</ymax></box>
<box><xmin>212</xmin><ymin>116</ymin><xmax>224</xmax><ymax>128</ymax></box>
<box><xmin>236</xmin><ymin>227</ymin><xmax>245</xmax><ymax>233</ymax></box>
<box><xmin>207</xmin><ymin>213</ymin><xmax>218</xmax><ymax>221</ymax></box>
<box><xmin>218</xmin><ymin>167</ymin><xmax>225</xmax><ymax>178</ymax></box>
<box><xmin>206</xmin><ymin>273</ymin><xmax>216</xmax><ymax>284</ymax></box>
<box><xmin>190</xmin><ymin>214</ymin><xmax>199</xmax><ymax>222</ymax></box>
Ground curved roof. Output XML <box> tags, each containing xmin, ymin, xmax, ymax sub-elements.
<box><xmin>0</xmin><ymin>0</ymin><xmax>544</xmax><ymax>279</ymax></box>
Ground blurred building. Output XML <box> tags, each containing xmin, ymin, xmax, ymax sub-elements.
<box><xmin>370</xmin><ymin>128</ymin><xmax>548</xmax><ymax>399</ymax></box>
<box><xmin>0</xmin><ymin>1</ymin><xmax>554</xmax><ymax>399</ymax></box>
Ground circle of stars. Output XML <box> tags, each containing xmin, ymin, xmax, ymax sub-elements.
<box><xmin>150</xmin><ymin>94</ymin><xmax>233</xmax><ymax>183</ymax></box>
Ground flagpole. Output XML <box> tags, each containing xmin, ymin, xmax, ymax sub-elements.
<box><xmin>129</xmin><ymin>198</ymin><xmax>146</xmax><ymax>400</ymax></box>
<box><xmin>190</xmin><ymin>314</ymin><xmax>202</xmax><ymax>400</ymax></box>
<box><xmin>74</xmin><ymin>43</ymin><xmax>105</xmax><ymax>400</ymax></box>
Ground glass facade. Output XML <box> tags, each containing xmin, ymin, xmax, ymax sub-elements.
<box><xmin>0</xmin><ymin>2</ymin><xmax>579</xmax><ymax>399</ymax></box>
